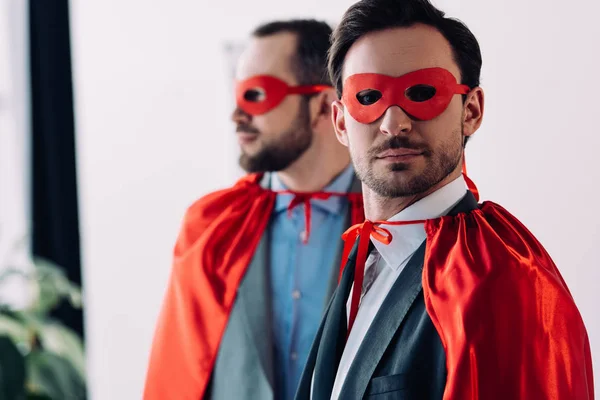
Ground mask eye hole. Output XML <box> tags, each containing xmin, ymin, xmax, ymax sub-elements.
<box><xmin>405</xmin><ymin>84</ymin><xmax>437</xmax><ymax>102</ymax></box>
<box><xmin>243</xmin><ymin>88</ymin><xmax>266</xmax><ymax>102</ymax></box>
<box><xmin>356</xmin><ymin>89</ymin><xmax>383</xmax><ymax>106</ymax></box>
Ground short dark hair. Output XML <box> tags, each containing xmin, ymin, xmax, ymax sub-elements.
<box><xmin>253</xmin><ymin>19</ymin><xmax>333</xmax><ymax>86</ymax></box>
<box><xmin>328</xmin><ymin>0</ymin><xmax>482</xmax><ymax>97</ymax></box>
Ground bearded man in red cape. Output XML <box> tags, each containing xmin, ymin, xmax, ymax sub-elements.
<box><xmin>144</xmin><ymin>19</ymin><xmax>365</xmax><ymax>400</ymax></box>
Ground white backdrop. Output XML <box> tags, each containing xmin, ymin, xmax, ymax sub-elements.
<box><xmin>0</xmin><ymin>0</ymin><xmax>32</xmax><ymax>308</ymax></box>
<box><xmin>70</xmin><ymin>1</ymin><xmax>600</xmax><ymax>398</ymax></box>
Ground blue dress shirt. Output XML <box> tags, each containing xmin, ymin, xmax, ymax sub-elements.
<box><xmin>269</xmin><ymin>165</ymin><xmax>355</xmax><ymax>400</ymax></box>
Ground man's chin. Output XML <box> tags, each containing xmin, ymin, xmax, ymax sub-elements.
<box><xmin>375</xmin><ymin>162</ymin><xmax>417</xmax><ymax>177</ymax></box>
<box><xmin>238</xmin><ymin>152</ymin><xmax>282</xmax><ymax>173</ymax></box>
<box><xmin>238</xmin><ymin>140</ymin><xmax>262</xmax><ymax>155</ymax></box>
<box><xmin>363</xmin><ymin>171</ymin><xmax>428</xmax><ymax>198</ymax></box>
<box><xmin>238</xmin><ymin>153</ymin><xmax>263</xmax><ymax>173</ymax></box>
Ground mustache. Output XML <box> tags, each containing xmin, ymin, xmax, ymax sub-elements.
<box><xmin>236</xmin><ymin>123</ymin><xmax>260</xmax><ymax>135</ymax></box>
<box><xmin>368</xmin><ymin>136</ymin><xmax>431</xmax><ymax>158</ymax></box>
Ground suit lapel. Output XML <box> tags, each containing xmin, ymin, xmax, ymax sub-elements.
<box><xmin>323</xmin><ymin>220</ymin><xmax>348</xmax><ymax>304</ymax></box>
<box><xmin>338</xmin><ymin>242</ymin><xmax>426</xmax><ymax>399</ymax></box>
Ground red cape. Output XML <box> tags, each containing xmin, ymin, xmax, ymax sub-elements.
<box><xmin>423</xmin><ymin>201</ymin><xmax>594</xmax><ymax>399</ymax></box>
<box><xmin>144</xmin><ymin>174</ymin><xmax>364</xmax><ymax>399</ymax></box>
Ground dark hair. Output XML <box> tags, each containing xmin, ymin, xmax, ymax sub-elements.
<box><xmin>253</xmin><ymin>19</ymin><xmax>333</xmax><ymax>86</ymax></box>
<box><xmin>328</xmin><ymin>0</ymin><xmax>482</xmax><ymax>97</ymax></box>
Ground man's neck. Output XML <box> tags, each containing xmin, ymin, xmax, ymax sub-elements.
<box><xmin>275</xmin><ymin>141</ymin><xmax>351</xmax><ymax>192</ymax></box>
<box><xmin>363</xmin><ymin>168</ymin><xmax>462</xmax><ymax>221</ymax></box>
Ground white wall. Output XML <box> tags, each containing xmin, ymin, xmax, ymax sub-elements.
<box><xmin>70</xmin><ymin>1</ymin><xmax>600</xmax><ymax>398</ymax></box>
<box><xmin>0</xmin><ymin>0</ymin><xmax>33</xmax><ymax>308</ymax></box>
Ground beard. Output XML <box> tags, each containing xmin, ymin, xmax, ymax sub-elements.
<box><xmin>238</xmin><ymin>99</ymin><xmax>313</xmax><ymax>173</ymax></box>
<box><xmin>353</xmin><ymin>125</ymin><xmax>463</xmax><ymax>198</ymax></box>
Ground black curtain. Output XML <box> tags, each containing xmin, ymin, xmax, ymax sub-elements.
<box><xmin>29</xmin><ymin>0</ymin><xmax>84</xmax><ymax>337</ymax></box>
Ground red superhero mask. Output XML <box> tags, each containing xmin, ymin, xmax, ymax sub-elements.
<box><xmin>235</xmin><ymin>75</ymin><xmax>332</xmax><ymax>116</ymax></box>
<box><xmin>342</xmin><ymin>67</ymin><xmax>470</xmax><ymax>123</ymax></box>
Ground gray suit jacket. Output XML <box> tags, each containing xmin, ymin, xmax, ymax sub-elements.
<box><xmin>295</xmin><ymin>192</ymin><xmax>479</xmax><ymax>400</ymax></box>
<box><xmin>206</xmin><ymin>172</ymin><xmax>362</xmax><ymax>400</ymax></box>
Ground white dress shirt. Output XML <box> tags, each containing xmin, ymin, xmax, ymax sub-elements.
<box><xmin>328</xmin><ymin>176</ymin><xmax>468</xmax><ymax>400</ymax></box>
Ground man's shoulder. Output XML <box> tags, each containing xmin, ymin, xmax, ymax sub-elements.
<box><xmin>183</xmin><ymin>173</ymin><xmax>268</xmax><ymax>223</ymax></box>
<box><xmin>465</xmin><ymin>201</ymin><xmax>579</xmax><ymax>314</ymax></box>
<box><xmin>429</xmin><ymin>200</ymin><xmax>578</xmax><ymax>310</ymax></box>
<box><xmin>173</xmin><ymin>173</ymin><xmax>272</xmax><ymax>258</ymax></box>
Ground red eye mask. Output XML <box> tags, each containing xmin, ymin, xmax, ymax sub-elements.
<box><xmin>235</xmin><ymin>75</ymin><xmax>332</xmax><ymax>116</ymax></box>
<box><xmin>342</xmin><ymin>67</ymin><xmax>470</xmax><ymax>124</ymax></box>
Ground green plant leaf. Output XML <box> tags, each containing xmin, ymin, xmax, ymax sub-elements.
<box><xmin>6</xmin><ymin>311</ymin><xmax>43</xmax><ymax>352</ymax></box>
<box><xmin>25</xmin><ymin>394</ymin><xmax>52</xmax><ymax>400</ymax></box>
<box><xmin>0</xmin><ymin>335</ymin><xmax>26</xmax><ymax>400</ymax></box>
<box><xmin>29</xmin><ymin>258</ymin><xmax>82</xmax><ymax>315</ymax></box>
<box><xmin>0</xmin><ymin>311</ymin><xmax>31</xmax><ymax>352</ymax></box>
<box><xmin>36</xmin><ymin>321</ymin><xmax>86</xmax><ymax>381</ymax></box>
<box><xmin>26</xmin><ymin>351</ymin><xmax>86</xmax><ymax>400</ymax></box>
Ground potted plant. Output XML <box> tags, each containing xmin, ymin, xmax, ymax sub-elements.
<box><xmin>0</xmin><ymin>257</ymin><xmax>86</xmax><ymax>399</ymax></box>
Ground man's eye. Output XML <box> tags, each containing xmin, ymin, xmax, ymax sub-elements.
<box><xmin>405</xmin><ymin>84</ymin><xmax>437</xmax><ymax>102</ymax></box>
<box><xmin>243</xmin><ymin>88</ymin><xmax>266</xmax><ymax>102</ymax></box>
<box><xmin>356</xmin><ymin>89</ymin><xmax>382</xmax><ymax>106</ymax></box>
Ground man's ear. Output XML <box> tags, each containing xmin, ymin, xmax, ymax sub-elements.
<box><xmin>309</xmin><ymin>88</ymin><xmax>337</xmax><ymax>129</ymax></box>
<box><xmin>463</xmin><ymin>87</ymin><xmax>485</xmax><ymax>139</ymax></box>
<box><xmin>332</xmin><ymin>100</ymin><xmax>349</xmax><ymax>147</ymax></box>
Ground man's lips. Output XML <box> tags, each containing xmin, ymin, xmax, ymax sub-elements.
<box><xmin>376</xmin><ymin>148</ymin><xmax>424</xmax><ymax>158</ymax></box>
<box><xmin>237</xmin><ymin>132</ymin><xmax>258</xmax><ymax>144</ymax></box>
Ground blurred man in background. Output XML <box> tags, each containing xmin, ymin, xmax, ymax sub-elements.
<box><xmin>144</xmin><ymin>19</ymin><xmax>364</xmax><ymax>400</ymax></box>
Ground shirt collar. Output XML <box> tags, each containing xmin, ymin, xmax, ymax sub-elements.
<box><xmin>272</xmin><ymin>164</ymin><xmax>356</xmax><ymax>215</ymax></box>
<box><xmin>372</xmin><ymin>176</ymin><xmax>468</xmax><ymax>271</ymax></box>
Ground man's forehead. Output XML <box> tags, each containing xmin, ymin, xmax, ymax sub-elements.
<box><xmin>342</xmin><ymin>24</ymin><xmax>461</xmax><ymax>82</ymax></box>
<box><xmin>235</xmin><ymin>32</ymin><xmax>297</xmax><ymax>82</ymax></box>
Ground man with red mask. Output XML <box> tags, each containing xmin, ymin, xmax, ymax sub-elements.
<box><xmin>295</xmin><ymin>1</ymin><xmax>594</xmax><ymax>399</ymax></box>
<box><xmin>144</xmin><ymin>20</ymin><xmax>364</xmax><ymax>400</ymax></box>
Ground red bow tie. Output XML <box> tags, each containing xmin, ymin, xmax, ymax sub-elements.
<box><xmin>341</xmin><ymin>219</ymin><xmax>426</xmax><ymax>335</ymax></box>
<box><xmin>276</xmin><ymin>190</ymin><xmax>363</xmax><ymax>244</ymax></box>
